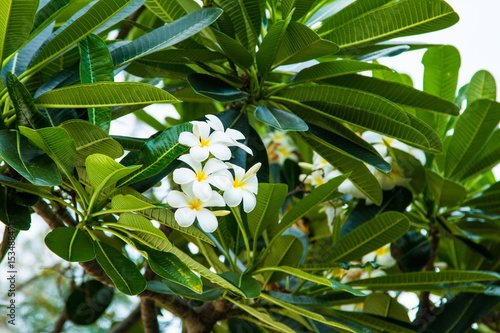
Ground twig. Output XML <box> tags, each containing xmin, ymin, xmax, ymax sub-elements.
<box><xmin>116</xmin><ymin>6</ymin><xmax>146</xmax><ymax>40</ymax></box>
<box><xmin>109</xmin><ymin>305</ymin><xmax>141</xmax><ymax>333</ymax></box>
<box><xmin>52</xmin><ymin>311</ymin><xmax>67</xmax><ymax>333</ymax></box>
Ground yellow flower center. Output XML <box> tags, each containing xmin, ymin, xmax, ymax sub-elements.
<box><xmin>188</xmin><ymin>199</ymin><xmax>202</xmax><ymax>211</ymax></box>
<box><xmin>195</xmin><ymin>171</ymin><xmax>207</xmax><ymax>182</ymax></box>
<box><xmin>275</xmin><ymin>134</ymin><xmax>282</xmax><ymax>140</ymax></box>
<box><xmin>376</xmin><ymin>246</ymin><xmax>389</xmax><ymax>257</ymax></box>
<box><xmin>199</xmin><ymin>138</ymin><xmax>210</xmax><ymax>147</ymax></box>
<box><xmin>278</xmin><ymin>147</ymin><xmax>289</xmax><ymax>156</ymax></box>
<box><xmin>233</xmin><ymin>178</ymin><xmax>244</xmax><ymax>188</ymax></box>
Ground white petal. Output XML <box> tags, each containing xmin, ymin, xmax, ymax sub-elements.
<box><xmin>181</xmin><ymin>183</ymin><xmax>196</xmax><ymax>199</ymax></box>
<box><xmin>361</xmin><ymin>131</ymin><xmax>383</xmax><ymax>143</ymax></box>
<box><xmin>179</xmin><ymin>154</ymin><xmax>202</xmax><ymax>172</ymax></box>
<box><xmin>205</xmin><ymin>114</ymin><xmax>225</xmax><ymax>132</ymax></box>
<box><xmin>242</xmin><ymin>174</ymin><xmax>258</xmax><ymax>194</ymax></box>
<box><xmin>226</xmin><ymin>128</ymin><xmax>245</xmax><ymax>141</ymax></box>
<box><xmin>196</xmin><ymin>209</ymin><xmax>218</xmax><ymax>233</ymax></box>
<box><xmin>242</xmin><ymin>190</ymin><xmax>257</xmax><ymax>213</ymax></box>
<box><xmin>209</xmin><ymin>143</ymin><xmax>232</xmax><ymax>160</ymax></box>
<box><xmin>166</xmin><ymin>191</ymin><xmax>188</xmax><ymax>208</ymax></box>
<box><xmin>209</xmin><ymin>131</ymin><xmax>233</xmax><ymax>144</ymax></box>
<box><xmin>224</xmin><ymin>188</ymin><xmax>243</xmax><ymax>207</ymax></box>
<box><xmin>203</xmin><ymin>158</ymin><xmax>228</xmax><ymax>175</ymax></box>
<box><xmin>235</xmin><ymin>142</ymin><xmax>253</xmax><ymax>155</ymax></box>
<box><xmin>190</xmin><ymin>146</ymin><xmax>209</xmax><ymax>162</ymax></box>
<box><xmin>361</xmin><ymin>252</ymin><xmax>376</xmax><ymax>264</ymax></box>
<box><xmin>373</xmin><ymin>144</ymin><xmax>387</xmax><ymax>157</ymax></box>
<box><xmin>173</xmin><ymin>168</ymin><xmax>196</xmax><ymax>185</ymax></box>
<box><xmin>192</xmin><ymin>181</ymin><xmax>213</xmax><ymax>202</ymax></box>
<box><xmin>197</xmin><ymin>122</ymin><xmax>211</xmax><ymax>139</ymax></box>
<box><xmin>178</xmin><ymin>132</ymin><xmax>199</xmax><ymax>147</ymax></box>
<box><xmin>245</xmin><ymin>163</ymin><xmax>261</xmax><ymax>178</ymax></box>
<box><xmin>208</xmin><ymin>175</ymin><xmax>232</xmax><ymax>190</ymax></box>
<box><xmin>202</xmin><ymin>191</ymin><xmax>226</xmax><ymax>207</ymax></box>
<box><xmin>175</xmin><ymin>207</ymin><xmax>196</xmax><ymax>227</ymax></box>
<box><xmin>228</xmin><ymin>163</ymin><xmax>246</xmax><ymax>180</ymax></box>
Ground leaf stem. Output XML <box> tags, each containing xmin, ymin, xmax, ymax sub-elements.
<box><xmin>231</xmin><ymin>206</ymin><xmax>252</xmax><ymax>266</ymax></box>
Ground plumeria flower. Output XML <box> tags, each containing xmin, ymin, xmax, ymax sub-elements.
<box><xmin>263</xmin><ymin>130</ymin><xmax>298</xmax><ymax>164</ymax></box>
<box><xmin>362</xmin><ymin>131</ymin><xmax>426</xmax><ymax>165</ymax></box>
<box><xmin>367</xmin><ymin>157</ymin><xmax>411</xmax><ymax>191</ymax></box>
<box><xmin>362</xmin><ymin>244</ymin><xmax>397</xmax><ymax>267</ymax></box>
<box><xmin>205</xmin><ymin>115</ymin><xmax>253</xmax><ymax>155</ymax></box>
<box><xmin>179</xmin><ymin>121</ymin><xmax>233</xmax><ymax>162</ymax></box>
<box><xmin>166</xmin><ymin>184</ymin><xmax>228</xmax><ymax>233</ymax></box>
<box><xmin>173</xmin><ymin>155</ymin><xmax>231</xmax><ymax>202</ymax></box>
<box><xmin>222</xmin><ymin>162</ymin><xmax>261</xmax><ymax>213</ymax></box>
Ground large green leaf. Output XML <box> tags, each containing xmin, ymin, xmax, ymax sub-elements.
<box><xmin>111</xmin><ymin>213</ymin><xmax>171</xmax><ymax>251</ymax></box>
<box><xmin>348</xmin><ymin>271</ymin><xmax>500</xmax><ymax>291</ymax></box>
<box><xmin>225</xmin><ymin>297</ymin><xmax>295</xmax><ymax>333</ymax></box>
<box><xmin>60</xmin><ymin>120</ymin><xmax>124</xmax><ymax>166</ymax></box>
<box><xmin>79</xmin><ymin>34</ymin><xmax>114</xmax><ymax>133</ymax></box>
<box><xmin>0</xmin><ymin>186</ymin><xmax>31</xmax><ymax>230</ymax></box>
<box><xmin>282</xmin><ymin>0</ymin><xmax>315</xmax><ymax>21</ymax></box>
<box><xmin>221</xmin><ymin>272</ymin><xmax>261</xmax><ymax>299</ymax></box>
<box><xmin>104</xmin><ymin>194</ymin><xmax>157</xmax><ymax>214</ymax></box>
<box><xmin>426</xmin><ymin>170</ymin><xmax>466</xmax><ymax>208</ymax></box>
<box><xmin>459</xmin><ymin>129</ymin><xmax>500</xmax><ymax>181</ymax></box>
<box><xmin>187</xmin><ymin>73</ymin><xmax>248</xmax><ymax>102</ymax></box>
<box><xmin>292</xmin><ymin>60</ymin><xmax>389</xmax><ymax>84</ymax></box>
<box><xmin>467</xmin><ymin>70</ymin><xmax>497</xmax><ymax>104</ymax></box>
<box><xmin>261</xmin><ymin>235</ymin><xmax>303</xmax><ymax>284</ymax></box>
<box><xmin>111</xmin><ymin>7</ymin><xmax>222</xmax><ymax>67</ymax></box>
<box><xmin>139</xmin><ymin>48</ymin><xmax>225</xmax><ymax>65</ymax></box>
<box><xmin>44</xmin><ymin>227</ymin><xmax>95</xmax><ymax>262</ymax></box>
<box><xmin>322</xmin><ymin>0</ymin><xmax>458</xmax><ymax>52</ymax></box>
<box><xmin>0</xmin><ymin>0</ymin><xmax>38</xmax><ymax>65</ymax></box>
<box><xmin>19</xmin><ymin>126</ymin><xmax>76</xmax><ymax>176</ymax></box>
<box><xmin>254</xmin><ymin>106</ymin><xmax>308</xmax><ymax>131</ymax></box>
<box><xmin>247</xmin><ymin>183</ymin><xmax>288</xmax><ymax>240</ymax></box>
<box><xmin>148</xmin><ymin>280</ymin><xmax>221</xmax><ymax>302</ymax></box>
<box><xmin>30</xmin><ymin>0</ymin><xmax>71</xmax><ymax>39</ymax></box>
<box><xmin>299</xmin><ymin>132</ymin><xmax>383</xmax><ymax>205</ymax></box>
<box><xmin>323</xmin><ymin>74</ymin><xmax>460</xmax><ymax>116</ymax></box>
<box><xmin>85</xmin><ymin>154</ymin><xmax>141</xmax><ymax>192</ymax></box>
<box><xmin>210</xmin><ymin>28</ymin><xmax>254</xmax><ymax>69</ymax></box>
<box><xmin>145</xmin><ymin>0</ymin><xmax>199</xmax><ymax>22</ymax></box>
<box><xmin>333</xmin><ymin>310</ymin><xmax>417</xmax><ymax>333</ymax></box>
<box><xmin>119</xmin><ymin>122</ymin><xmax>191</xmax><ymax>187</ymax></box>
<box><xmin>94</xmin><ymin>240</ymin><xmax>147</xmax><ymax>295</ymax></box>
<box><xmin>275</xmin><ymin>175</ymin><xmax>349</xmax><ymax>238</ymax></box>
<box><xmin>462</xmin><ymin>181</ymin><xmax>500</xmax><ymax>212</ymax></box>
<box><xmin>6</xmin><ymin>72</ymin><xmax>51</xmax><ymax>129</ymax></box>
<box><xmin>318</xmin><ymin>212</ymin><xmax>409</xmax><ymax>264</ymax></box>
<box><xmin>256</xmin><ymin>17</ymin><xmax>292</xmax><ymax>77</ymax></box>
<box><xmin>445</xmin><ymin>99</ymin><xmax>500</xmax><ymax>179</ymax></box>
<box><xmin>217</xmin><ymin>0</ymin><xmax>260</xmax><ymax>53</ymax></box>
<box><xmin>33</xmin><ymin>82</ymin><xmax>178</xmax><ymax>108</ymax></box>
<box><xmin>29</xmin><ymin>0</ymin><xmax>135</xmax><ymax>72</ymax></box>
<box><xmin>0</xmin><ymin>174</ymin><xmax>58</xmax><ymax>200</ymax></box>
<box><xmin>0</xmin><ymin>130</ymin><xmax>61</xmax><ymax>186</ymax></box>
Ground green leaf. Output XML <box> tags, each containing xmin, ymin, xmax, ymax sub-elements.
<box><xmin>0</xmin><ymin>0</ymin><xmax>39</xmax><ymax>64</ymax></box>
<box><xmin>0</xmin><ymin>174</ymin><xmax>58</xmax><ymax>200</ymax></box>
<box><xmin>261</xmin><ymin>235</ymin><xmax>303</xmax><ymax>284</ymax></box>
<box><xmin>142</xmin><ymin>245</ymin><xmax>202</xmax><ymax>294</ymax></box>
<box><xmin>187</xmin><ymin>73</ymin><xmax>248</xmax><ymax>102</ymax></box>
<box><xmin>467</xmin><ymin>70</ymin><xmax>497</xmax><ymax>103</ymax></box>
<box><xmin>248</xmin><ymin>183</ymin><xmax>288</xmax><ymax>240</ymax></box>
<box><xmin>85</xmin><ymin>154</ymin><xmax>141</xmax><ymax>192</ymax></box>
<box><xmin>79</xmin><ymin>34</ymin><xmax>114</xmax><ymax>133</ymax></box>
<box><xmin>139</xmin><ymin>48</ymin><xmax>225</xmax><ymax>65</ymax></box>
<box><xmin>323</xmin><ymin>0</ymin><xmax>458</xmax><ymax>52</ymax></box>
<box><xmin>0</xmin><ymin>130</ymin><xmax>62</xmax><ymax>186</ymax></box>
<box><xmin>33</xmin><ymin>82</ymin><xmax>179</xmax><ymax>108</ymax></box>
<box><xmin>30</xmin><ymin>0</ymin><xmax>71</xmax><ymax>40</ymax></box>
<box><xmin>112</xmin><ymin>213</ymin><xmax>171</xmax><ymax>251</ymax></box>
<box><xmin>459</xmin><ymin>129</ymin><xmax>500</xmax><ymax>181</ymax></box>
<box><xmin>254</xmin><ymin>106</ymin><xmax>308</xmax><ymax>131</ymax></box>
<box><xmin>217</xmin><ymin>0</ymin><xmax>260</xmax><ymax>53</ymax></box>
<box><xmin>292</xmin><ymin>60</ymin><xmax>390</xmax><ymax>84</ymax></box>
<box><xmin>111</xmin><ymin>7</ymin><xmax>222</xmax><ymax>67</ymax></box>
<box><xmin>19</xmin><ymin>126</ymin><xmax>76</xmax><ymax>176</ymax></box>
<box><xmin>426</xmin><ymin>170</ymin><xmax>466</xmax><ymax>208</ymax></box>
<box><xmin>148</xmin><ymin>280</ymin><xmax>221</xmax><ymax>301</ymax></box>
<box><xmin>299</xmin><ymin>131</ymin><xmax>383</xmax><ymax>205</ymax></box>
<box><xmin>0</xmin><ymin>186</ymin><xmax>31</xmax><ymax>230</ymax></box>
<box><xmin>256</xmin><ymin>17</ymin><xmax>292</xmax><ymax>77</ymax></box>
<box><xmin>282</xmin><ymin>0</ymin><xmax>315</xmax><ymax>21</ymax></box>
<box><xmin>275</xmin><ymin>175</ymin><xmax>349</xmax><ymax>238</ymax></box>
<box><xmin>44</xmin><ymin>227</ymin><xmax>95</xmax><ymax>262</ymax></box>
<box><xmin>60</xmin><ymin>120</ymin><xmax>124</xmax><ymax>166</ymax></box>
<box><xmin>318</xmin><ymin>212</ymin><xmax>410</xmax><ymax>263</ymax></box>
<box><xmin>261</xmin><ymin>293</ymin><xmax>355</xmax><ymax>332</ymax></box>
<box><xmin>323</xmin><ymin>74</ymin><xmax>460</xmax><ymax>116</ymax></box>
<box><xmin>6</xmin><ymin>72</ymin><xmax>51</xmax><ymax>129</ymax></box>
<box><xmin>125</xmin><ymin>60</ymin><xmax>194</xmax><ymax>80</ymax></box>
<box><xmin>210</xmin><ymin>28</ymin><xmax>254</xmax><ymax>69</ymax></box>
<box><xmin>29</xmin><ymin>0</ymin><xmax>135</xmax><ymax>72</ymax></box>
<box><xmin>145</xmin><ymin>0</ymin><xmax>198</xmax><ymax>22</ymax></box>
<box><xmin>119</xmin><ymin>122</ymin><xmax>191</xmax><ymax>187</ymax></box>
<box><xmin>462</xmin><ymin>181</ymin><xmax>500</xmax><ymax>212</ymax></box>
<box><xmin>94</xmin><ymin>240</ymin><xmax>147</xmax><ymax>295</ymax></box>
<box><xmin>221</xmin><ymin>272</ymin><xmax>261</xmax><ymax>298</ymax></box>
<box><xmin>348</xmin><ymin>271</ymin><xmax>500</xmax><ymax>290</ymax></box>
<box><xmin>363</xmin><ymin>293</ymin><xmax>410</xmax><ymax>322</ymax></box>
<box><xmin>333</xmin><ymin>310</ymin><xmax>417</xmax><ymax>333</ymax></box>
<box><xmin>445</xmin><ymin>100</ymin><xmax>500</xmax><ymax>179</ymax></box>
<box><xmin>224</xmin><ymin>297</ymin><xmax>295</xmax><ymax>333</ymax></box>
<box><xmin>105</xmin><ymin>194</ymin><xmax>157</xmax><ymax>214</ymax></box>
<box><xmin>65</xmin><ymin>280</ymin><xmax>114</xmax><ymax>325</ymax></box>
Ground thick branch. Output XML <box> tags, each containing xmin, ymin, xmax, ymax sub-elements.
<box><xmin>33</xmin><ymin>199</ymin><xmax>66</xmax><ymax>229</ymax></box>
<box><xmin>141</xmin><ymin>298</ymin><xmax>160</xmax><ymax>333</ymax></box>
<box><xmin>109</xmin><ymin>305</ymin><xmax>141</xmax><ymax>333</ymax></box>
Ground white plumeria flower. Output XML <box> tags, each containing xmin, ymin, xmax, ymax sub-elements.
<box><xmin>173</xmin><ymin>155</ymin><xmax>231</xmax><ymax>202</ymax></box>
<box><xmin>299</xmin><ymin>169</ymin><xmax>327</xmax><ymax>187</ymax></box>
<box><xmin>178</xmin><ymin>121</ymin><xmax>233</xmax><ymax>162</ymax></box>
<box><xmin>362</xmin><ymin>244</ymin><xmax>396</xmax><ymax>268</ymax></box>
<box><xmin>367</xmin><ymin>157</ymin><xmax>411</xmax><ymax>191</ymax></box>
<box><xmin>222</xmin><ymin>162</ymin><xmax>261</xmax><ymax>213</ymax></box>
<box><xmin>166</xmin><ymin>185</ymin><xmax>227</xmax><ymax>233</ymax></box>
<box><xmin>263</xmin><ymin>130</ymin><xmax>298</xmax><ymax>164</ymax></box>
<box><xmin>360</xmin><ymin>269</ymin><xmax>387</xmax><ymax>279</ymax></box>
<box><xmin>205</xmin><ymin>115</ymin><xmax>253</xmax><ymax>155</ymax></box>
<box><xmin>362</xmin><ymin>131</ymin><xmax>426</xmax><ymax>165</ymax></box>
<box><xmin>326</xmin><ymin>170</ymin><xmax>373</xmax><ymax>205</ymax></box>
<box><xmin>299</xmin><ymin>152</ymin><xmax>334</xmax><ymax>174</ymax></box>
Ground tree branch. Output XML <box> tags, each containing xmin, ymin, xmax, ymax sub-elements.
<box><xmin>141</xmin><ymin>298</ymin><xmax>160</xmax><ymax>333</ymax></box>
<box><xmin>109</xmin><ymin>305</ymin><xmax>141</xmax><ymax>333</ymax></box>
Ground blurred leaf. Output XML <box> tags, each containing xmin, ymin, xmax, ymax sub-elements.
<box><xmin>94</xmin><ymin>240</ymin><xmax>147</xmax><ymax>295</ymax></box>
<box><xmin>319</xmin><ymin>212</ymin><xmax>409</xmax><ymax>264</ymax></box>
<box><xmin>0</xmin><ymin>130</ymin><xmax>62</xmax><ymax>186</ymax></box>
<box><xmin>426</xmin><ymin>170</ymin><xmax>466</xmax><ymax>208</ymax></box>
<box><xmin>147</xmin><ymin>280</ymin><xmax>221</xmax><ymax>301</ymax></box>
<box><xmin>44</xmin><ymin>227</ymin><xmax>95</xmax><ymax>262</ymax></box>
<box><xmin>292</xmin><ymin>60</ymin><xmax>390</xmax><ymax>83</ymax></box>
<box><xmin>394</xmin><ymin>232</ymin><xmax>431</xmax><ymax>272</ymax></box>
<box><xmin>221</xmin><ymin>272</ymin><xmax>261</xmax><ymax>298</ymax></box>
<box><xmin>363</xmin><ymin>293</ymin><xmax>410</xmax><ymax>323</ymax></box>
<box><xmin>462</xmin><ymin>181</ymin><xmax>500</xmax><ymax>213</ymax></box>
<box><xmin>0</xmin><ymin>186</ymin><xmax>31</xmax><ymax>230</ymax></box>
<box><xmin>445</xmin><ymin>100</ymin><xmax>500</xmax><ymax>179</ymax></box>
<box><xmin>33</xmin><ymin>82</ymin><xmax>179</xmax><ymax>108</ymax></box>
<box><xmin>248</xmin><ymin>183</ymin><xmax>288</xmax><ymax>240</ymax></box>
<box><xmin>66</xmin><ymin>280</ymin><xmax>114</xmax><ymax>325</ymax></box>
<box><xmin>333</xmin><ymin>310</ymin><xmax>417</xmax><ymax>333</ymax></box>
<box><xmin>79</xmin><ymin>34</ymin><xmax>114</xmax><ymax>133</ymax></box>
<box><xmin>246</xmin><ymin>125</ymin><xmax>270</xmax><ymax>183</ymax></box>
<box><xmin>467</xmin><ymin>70</ymin><xmax>496</xmax><ymax>103</ymax></box>
<box><xmin>187</xmin><ymin>73</ymin><xmax>248</xmax><ymax>102</ymax></box>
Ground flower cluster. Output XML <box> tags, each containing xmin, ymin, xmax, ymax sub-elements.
<box><xmin>262</xmin><ymin>130</ymin><xmax>298</xmax><ymax>164</ymax></box>
<box><xmin>167</xmin><ymin>115</ymin><xmax>261</xmax><ymax>233</ymax></box>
